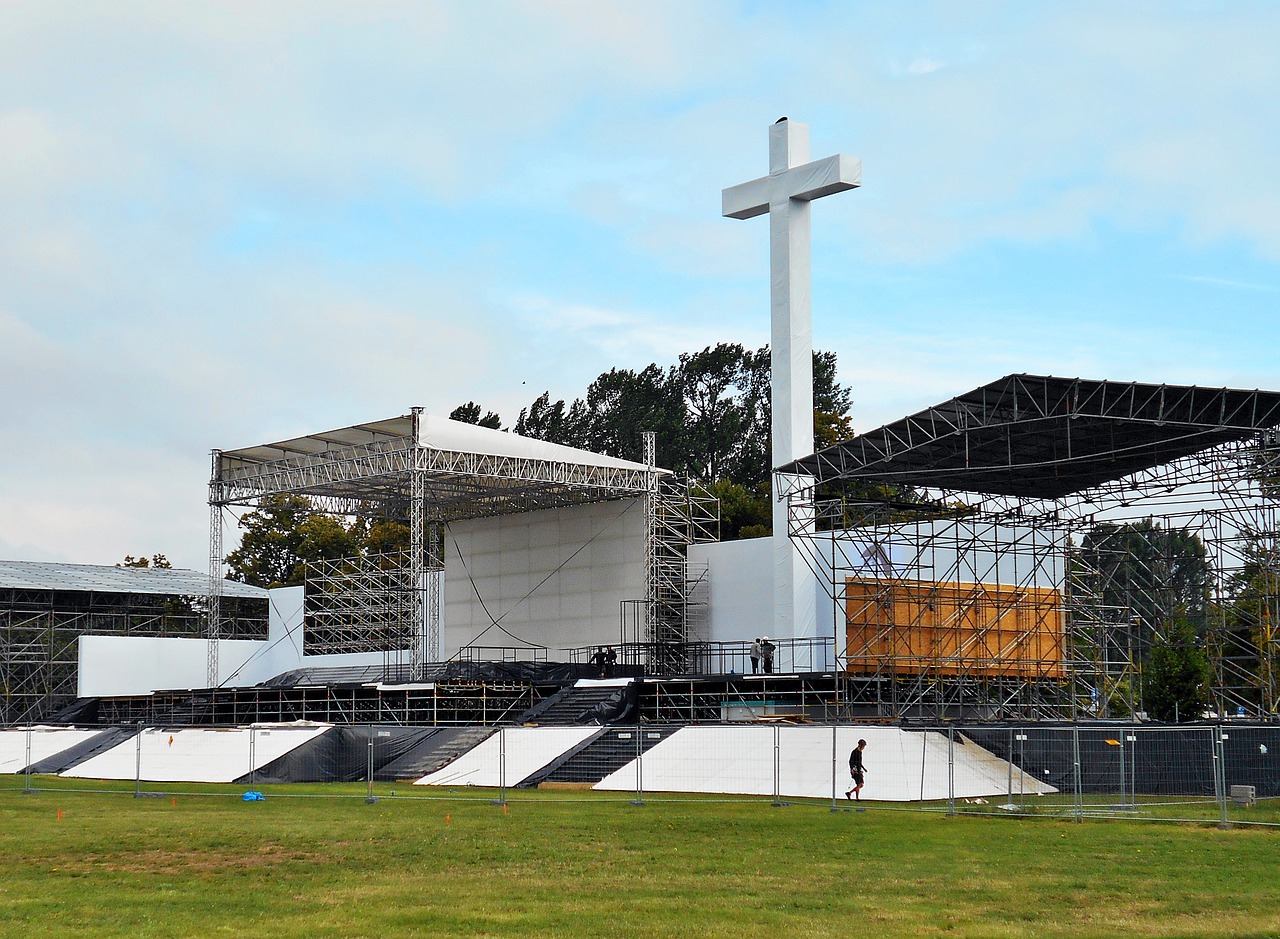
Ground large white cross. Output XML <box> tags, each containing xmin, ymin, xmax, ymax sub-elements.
<box><xmin>722</xmin><ymin>119</ymin><xmax>860</xmax><ymax>645</ymax></box>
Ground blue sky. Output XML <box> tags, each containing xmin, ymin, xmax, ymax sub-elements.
<box><xmin>3</xmin><ymin>1</ymin><xmax>1279</xmax><ymax>568</ymax></box>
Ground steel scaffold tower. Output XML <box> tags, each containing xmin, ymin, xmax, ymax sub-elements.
<box><xmin>783</xmin><ymin>376</ymin><xmax>1280</xmax><ymax>721</ymax></box>
<box><xmin>641</xmin><ymin>431</ymin><xmax>718</xmax><ymax>674</ymax></box>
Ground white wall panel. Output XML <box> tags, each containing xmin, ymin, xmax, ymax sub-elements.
<box><xmin>442</xmin><ymin>500</ymin><xmax>645</xmax><ymax>658</ymax></box>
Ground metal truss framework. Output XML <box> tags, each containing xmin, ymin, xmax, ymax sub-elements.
<box><xmin>1</xmin><ymin>587</ymin><xmax>266</xmax><ymax>725</ymax></box>
<box><xmin>210</xmin><ymin>414</ymin><xmax>717</xmax><ymax>683</ymax></box>
<box><xmin>641</xmin><ymin>432</ymin><xmax>719</xmax><ymax>674</ymax></box>
<box><xmin>786</xmin><ymin>381</ymin><xmax>1280</xmax><ymax>721</ymax></box>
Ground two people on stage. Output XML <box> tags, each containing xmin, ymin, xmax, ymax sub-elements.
<box><xmin>749</xmin><ymin>637</ymin><xmax>776</xmax><ymax>674</ymax></box>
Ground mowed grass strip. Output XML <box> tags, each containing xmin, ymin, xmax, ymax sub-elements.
<box><xmin>1</xmin><ymin>784</ymin><xmax>1278</xmax><ymax>938</ymax></box>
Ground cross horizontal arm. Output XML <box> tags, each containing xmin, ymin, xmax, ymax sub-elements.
<box><xmin>722</xmin><ymin>154</ymin><xmax>862</xmax><ymax>221</ymax></box>
<box><xmin>721</xmin><ymin>176</ymin><xmax>772</xmax><ymax>220</ymax></box>
<box><xmin>787</xmin><ymin>153</ymin><xmax>861</xmax><ymax>202</ymax></box>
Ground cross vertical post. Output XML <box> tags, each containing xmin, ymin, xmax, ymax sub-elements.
<box><xmin>722</xmin><ymin>119</ymin><xmax>859</xmax><ymax>646</ymax></box>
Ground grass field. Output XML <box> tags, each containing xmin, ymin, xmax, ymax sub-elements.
<box><xmin>2</xmin><ymin>781</ymin><xmax>1279</xmax><ymax>938</ymax></box>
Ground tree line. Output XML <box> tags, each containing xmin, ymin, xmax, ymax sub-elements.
<box><xmin>454</xmin><ymin>342</ymin><xmax>853</xmax><ymax>540</ymax></box>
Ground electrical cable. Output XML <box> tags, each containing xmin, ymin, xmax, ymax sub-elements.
<box><xmin>449</xmin><ymin>498</ymin><xmax>640</xmax><ymax>655</ymax></box>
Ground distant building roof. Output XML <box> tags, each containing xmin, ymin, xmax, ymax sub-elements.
<box><xmin>0</xmin><ymin>560</ymin><xmax>268</xmax><ymax>599</ymax></box>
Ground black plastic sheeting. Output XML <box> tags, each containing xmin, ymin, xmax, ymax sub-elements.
<box><xmin>521</xmin><ymin>724</ymin><xmax>682</xmax><ymax>787</ymax></box>
<box><xmin>236</xmin><ymin>725</ymin><xmax>439</xmax><ymax>784</ymax></box>
<box><xmin>24</xmin><ymin>727</ymin><xmax>137</xmax><ymax>775</ymax></box>
<box><xmin>961</xmin><ymin>724</ymin><xmax>1280</xmax><ymax>798</ymax></box>
<box><xmin>517</xmin><ymin>682</ymin><xmax>640</xmax><ymax>725</ymax></box>
<box><xmin>373</xmin><ymin>726</ymin><xmax>496</xmax><ymax>782</ymax></box>
<box><xmin>515</xmin><ymin>728</ymin><xmax>606</xmax><ymax>787</ymax></box>
<box><xmin>44</xmin><ymin>697</ymin><xmax>100</xmax><ymax>724</ymax></box>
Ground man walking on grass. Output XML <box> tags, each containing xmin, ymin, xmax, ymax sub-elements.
<box><xmin>845</xmin><ymin>738</ymin><xmax>867</xmax><ymax>801</ymax></box>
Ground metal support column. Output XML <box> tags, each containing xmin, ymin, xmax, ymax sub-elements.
<box><xmin>207</xmin><ymin>450</ymin><xmax>224</xmax><ymax>690</ymax></box>
<box><xmin>409</xmin><ymin>408</ymin><xmax>427</xmax><ymax>677</ymax></box>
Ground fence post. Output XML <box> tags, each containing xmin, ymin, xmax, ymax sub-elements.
<box><xmin>1216</xmin><ymin>726</ymin><xmax>1230</xmax><ymax>829</ymax></box>
<box><xmin>1005</xmin><ymin>726</ymin><xmax>1013</xmax><ymax>809</ymax></box>
<box><xmin>771</xmin><ymin>725</ymin><xmax>783</xmax><ymax>807</ymax></box>
<box><xmin>21</xmin><ymin>723</ymin><xmax>34</xmax><ymax>794</ymax></box>
<box><xmin>1121</xmin><ymin>731</ymin><xmax>1131</xmax><ymax>813</ymax></box>
<box><xmin>631</xmin><ymin>723</ymin><xmax>644</xmax><ymax>806</ymax></box>
<box><xmin>134</xmin><ymin>722</ymin><xmax>144</xmax><ymax>799</ymax></box>
<box><xmin>365</xmin><ymin>727</ymin><xmax>378</xmax><ymax>804</ymax></box>
<box><xmin>1072</xmin><ymin>725</ymin><xmax>1082</xmax><ymax>824</ymax></box>
<box><xmin>946</xmin><ymin>726</ymin><xmax>955</xmax><ymax>816</ymax></box>
<box><xmin>494</xmin><ymin>726</ymin><xmax>507</xmax><ymax>806</ymax></box>
<box><xmin>830</xmin><ymin>724</ymin><xmax>839</xmax><ymax>812</ymax></box>
<box><xmin>248</xmin><ymin>725</ymin><xmax>256</xmax><ymax>789</ymax></box>
<box><xmin>918</xmin><ymin>729</ymin><xmax>928</xmax><ymax>808</ymax></box>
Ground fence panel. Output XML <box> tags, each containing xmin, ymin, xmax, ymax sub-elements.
<box><xmin>1</xmin><ymin>721</ymin><xmax>1277</xmax><ymax>827</ymax></box>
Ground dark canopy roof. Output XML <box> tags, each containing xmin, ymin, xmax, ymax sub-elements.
<box><xmin>782</xmin><ymin>374</ymin><xmax>1280</xmax><ymax>499</ymax></box>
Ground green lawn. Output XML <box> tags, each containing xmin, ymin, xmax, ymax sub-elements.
<box><xmin>1</xmin><ymin>782</ymin><xmax>1278</xmax><ymax>938</ymax></box>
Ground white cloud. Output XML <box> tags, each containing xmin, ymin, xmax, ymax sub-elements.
<box><xmin>2</xmin><ymin>1</ymin><xmax>1280</xmax><ymax>571</ymax></box>
<box><xmin>905</xmin><ymin>57</ymin><xmax>946</xmax><ymax>76</ymax></box>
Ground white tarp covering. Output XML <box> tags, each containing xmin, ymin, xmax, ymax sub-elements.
<box><xmin>60</xmin><ymin>725</ymin><xmax>330</xmax><ymax>783</ymax></box>
<box><xmin>413</xmin><ymin>726</ymin><xmax>598</xmax><ymax>788</ymax></box>
<box><xmin>593</xmin><ymin>726</ymin><xmax>1057</xmax><ymax>802</ymax></box>
<box><xmin>0</xmin><ymin>728</ymin><xmax>102</xmax><ymax>773</ymax></box>
<box><xmin>443</xmin><ymin>501</ymin><xmax>645</xmax><ymax>659</ymax></box>
<box><xmin>419</xmin><ymin>414</ymin><xmax>654</xmax><ymax>471</ymax></box>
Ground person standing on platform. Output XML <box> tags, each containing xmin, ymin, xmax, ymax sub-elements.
<box><xmin>590</xmin><ymin>647</ymin><xmax>607</xmax><ymax>678</ymax></box>
<box><xmin>846</xmin><ymin>738</ymin><xmax>867</xmax><ymax>800</ymax></box>
<box><xmin>761</xmin><ymin>637</ymin><xmax>776</xmax><ymax>674</ymax></box>
<box><xmin>604</xmin><ymin>646</ymin><xmax>617</xmax><ymax>677</ymax></box>
<box><xmin>750</xmin><ymin>637</ymin><xmax>763</xmax><ymax>674</ymax></box>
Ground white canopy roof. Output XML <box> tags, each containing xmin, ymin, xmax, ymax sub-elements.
<box><xmin>419</xmin><ymin>415</ymin><xmax>653</xmax><ymax>471</ymax></box>
<box><xmin>220</xmin><ymin>413</ymin><xmax>656</xmax><ymax>474</ymax></box>
<box><xmin>214</xmin><ymin>411</ymin><xmax>665</xmax><ymax>521</ymax></box>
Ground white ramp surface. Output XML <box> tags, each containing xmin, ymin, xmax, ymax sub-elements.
<box><xmin>60</xmin><ymin>725</ymin><xmax>330</xmax><ymax>783</ymax></box>
<box><xmin>0</xmin><ymin>728</ymin><xmax>102</xmax><ymax>773</ymax></box>
<box><xmin>414</xmin><ymin>727</ymin><xmax>598</xmax><ymax>788</ymax></box>
<box><xmin>595</xmin><ymin>726</ymin><xmax>1056</xmax><ymax>801</ymax></box>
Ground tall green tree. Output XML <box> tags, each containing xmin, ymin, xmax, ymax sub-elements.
<box><xmin>449</xmin><ymin>401</ymin><xmax>502</xmax><ymax>429</ymax></box>
<box><xmin>1221</xmin><ymin>529</ymin><xmax>1280</xmax><ymax>708</ymax></box>
<box><xmin>514</xmin><ymin>391</ymin><xmax>585</xmax><ymax>445</ymax></box>
<box><xmin>505</xmin><ymin>343</ymin><xmax>856</xmax><ymax>539</ymax></box>
<box><xmin>1077</xmin><ymin>519</ymin><xmax>1211</xmax><ymax>659</ymax></box>
<box><xmin>709</xmin><ymin>479</ymin><xmax>772</xmax><ymax>541</ymax></box>
<box><xmin>580</xmin><ymin>364</ymin><xmax>686</xmax><ymax>469</ymax></box>
<box><xmin>225</xmin><ymin>494</ymin><xmax>362</xmax><ymax>588</ymax></box>
<box><xmin>1143</xmin><ymin>617</ymin><xmax>1210</xmax><ymax>722</ymax></box>
<box><xmin>678</xmin><ymin>343</ymin><xmax>750</xmax><ymax>482</ymax></box>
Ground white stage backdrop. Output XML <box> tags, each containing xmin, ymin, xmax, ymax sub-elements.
<box><xmin>442</xmin><ymin>499</ymin><xmax>645</xmax><ymax>659</ymax></box>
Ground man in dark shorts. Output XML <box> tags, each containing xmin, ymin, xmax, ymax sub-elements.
<box><xmin>845</xmin><ymin>738</ymin><xmax>867</xmax><ymax>800</ymax></box>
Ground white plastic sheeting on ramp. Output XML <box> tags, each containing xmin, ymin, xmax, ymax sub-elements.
<box><xmin>594</xmin><ymin>726</ymin><xmax>1058</xmax><ymax>802</ymax></box>
<box><xmin>414</xmin><ymin>726</ymin><xmax>598</xmax><ymax>788</ymax></box>
<box><xmin>60</xmin><ymin>724</ymin><xmax>330</xmax><ymax>783</ymax></box>
<box><xmin>0</xmin><ymin>728</ymin><xmax>102</xmax><ymax>773</ymax></box>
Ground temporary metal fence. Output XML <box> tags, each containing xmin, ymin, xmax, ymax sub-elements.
<box><xmin>2</xmin><ymin>722</ymin><xmax>1277</xmax><ymax>828</ymax></box>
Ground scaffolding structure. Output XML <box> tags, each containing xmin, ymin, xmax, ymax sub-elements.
<box><xmin>210</xmin><ymin>413</ymin><xmax>715</xmax><ymax>685</ymax></box>
<box><xmin>782</xmin><ymin>375</ymin><xmax>1280</xmax><ymax>720</ymax></box>
<box><xmin>640</xmin><ymin>432</ymin><xmax>719</xmax><ymax>674</ymax></box>
<box><xmin>0</xmin><ymin>563</ymin><xmax>266</xmax><ymax>724</ymax></box>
